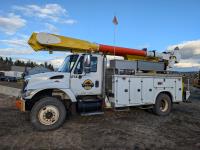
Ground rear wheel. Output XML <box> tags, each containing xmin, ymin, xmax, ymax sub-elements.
<box><xmin>154</xmin><ymin>93</ymin><xmax>172</xmax><ymax>116</ymax></box>
<box><xmin>30</xmin><ymin>97</ymin><xmax>66</xmax><ymax>131</ymax></box>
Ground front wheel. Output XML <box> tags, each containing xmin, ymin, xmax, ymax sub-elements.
<box><xmin>154</xmin><ymin>93</ymin><xmax>172</xmax><ymax>116</ymax></box>
<box><xmin>30</xmin><ymin>97</ymin><xmax>66</xmax><ymax>131</ymax></box>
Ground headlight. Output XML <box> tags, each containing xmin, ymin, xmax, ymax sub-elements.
<box><xmin>24</xmin><ymin>89</ymin><xmax>35</xmax><ymax>97</ymax></box>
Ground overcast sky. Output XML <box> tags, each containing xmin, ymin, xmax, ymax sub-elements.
<box><xmin>0</xmin><ymin>0</ymin><xmax>200</xmax><ymax>71</ymax></box>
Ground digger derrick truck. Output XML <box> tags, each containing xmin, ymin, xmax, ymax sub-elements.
<box><xmin>16</xmin><ymin>32</ymin><xmax>190</xmax><ymax>130</ymax></box>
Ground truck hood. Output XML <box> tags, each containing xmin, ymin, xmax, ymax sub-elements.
<box><xmin>25</xmin><ymin>72</ymin><xmax>70</xmax><ymax>90</ymax></box>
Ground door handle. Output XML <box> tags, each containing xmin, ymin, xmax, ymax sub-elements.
<box><xmin>95</xmin><ymin>80</ymin><xmax>99</xmax><ymax>87</ymax></box>
<box><xmin>124</xmin><ymin>89</ymin><xmax>128</xmax><ymax>92</ymax></box>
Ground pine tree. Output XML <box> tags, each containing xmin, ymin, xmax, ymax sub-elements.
<box><xmin>0</xmin><ymin>57</ymin><xmax>3</xmax><ymax>63</ymax></box>
<box><xmin>5</xmin><ymin>57</ymin><xmax>9</xmax><ymax>64</ymax></box>
<box><xmin>44</xmin><ymin>62</ymin><xmax>48</xmax><ymax>68</ymax></box>
<box><xmin>9</xmin><ymin>57</ymin><xmax>13</xmax><ymax>65</ymax></box>
<box><xmin>48</xmin><ymin>64</ymin><xmax>54</xmax><ymax>71</ymax></box>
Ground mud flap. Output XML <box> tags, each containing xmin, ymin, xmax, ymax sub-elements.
<box><xmin>183</xmin><ymin>90</ymin><xmax>191</xmax><ymax>103</ymax></box>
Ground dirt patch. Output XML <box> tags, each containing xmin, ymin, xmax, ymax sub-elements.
<box><xmin>0</xmin><ymin>88</ymin><xmax>200</xmax><ymax>150</ymax></box>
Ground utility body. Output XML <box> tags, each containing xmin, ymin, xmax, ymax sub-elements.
<box><xmin>16</xmin><ymin>33</ymin><xmax>190</xmax><ymax>130</ymax></box>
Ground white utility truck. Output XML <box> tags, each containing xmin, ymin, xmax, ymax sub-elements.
<box><xmin>16</xmin><ymin>33</ymin><xmax>190</xmax><ymax>130</ymax></box>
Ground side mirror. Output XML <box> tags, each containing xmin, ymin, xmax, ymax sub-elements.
<box><xmin>84</xmin><ymin>54</ymin><xmax>91</xmax><ymax>73</ymax></box>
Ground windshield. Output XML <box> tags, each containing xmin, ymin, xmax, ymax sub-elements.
<box><xmin>58</xmin><ymin>55</ymin><xmax>79</xmax><ymax>72</ymax></box>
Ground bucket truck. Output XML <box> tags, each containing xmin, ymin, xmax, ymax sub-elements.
<box><xmin>16</xmin><ymin>32</ymin><xmax>190</xmax><ymax>130</ymax></box>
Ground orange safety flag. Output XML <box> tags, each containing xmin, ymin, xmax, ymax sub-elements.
<box><xmin>112</xmin><ymin>16</ymin><xmax>118</xmax><ymax>25</ymax></box>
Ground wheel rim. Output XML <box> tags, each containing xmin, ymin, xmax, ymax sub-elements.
<box><xmin>160</xmin><ymin>99</ymin><xmax>169</xmax><ymax>112</ymax></box>
<box><xmin>38</xmin><ymin>105</ymin><xmax>60</xmax><ymax>126</ymax></box>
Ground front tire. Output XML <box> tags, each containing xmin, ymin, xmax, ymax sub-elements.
<box><xmin>30</xmin><ymin>97</ymin><xmax>66</xmax><ymax>131</ymax></box>
<box><xmin>154</xmin><ymin>93</ymin><xmax>172</xmax><ymax>116</ymax></box>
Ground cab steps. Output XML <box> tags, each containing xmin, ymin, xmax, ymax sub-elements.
<box><xmin>80</xmin><ymin>111</ymin><xmax>104</xmax><ymax>116</ymax></box>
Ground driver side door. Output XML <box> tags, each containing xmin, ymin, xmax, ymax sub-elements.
<box><xmin>70</xmin><ymin>55</ymin><xmax>102</xmax><ymax>96</ymax></box>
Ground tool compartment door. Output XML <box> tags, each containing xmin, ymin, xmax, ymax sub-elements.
<box><xmin>142</xmin><ymin>78</ymin><xmax>155</xmax><ymax>104</ymax></box>
<box><xmin>129</xmin><ymin>77</ymin><xmax>142</xmax><ymax>104</ymax></box>
<box><xmin>154</xmin><ymin>78</ymin><xmax>174</xmax><ymax>88</ymax></box>
<box><xmin>175</xmin><ymin>78</ymin><xmax>183</xmax><ymax>101</ymax></box>
<box><xmin>115</xmin><ymin>77</ymin><xmax>129</xmax><ymax>105</ymax></box>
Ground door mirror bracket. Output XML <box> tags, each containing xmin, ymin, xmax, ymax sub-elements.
<box><xmin>84</xmin><ymin>54</ymin><xmax>91</xmax><ymax>74</ymax></box>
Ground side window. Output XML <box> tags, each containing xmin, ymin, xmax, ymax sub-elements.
<box><xmin>74</xmin><ymin>56</ymin><xmax>84</xmax><ymax>74</ymax></box>
<box><xmin>90</xmin><ymin>57</ymin><xmax>97</xmax><ymax>72</ymax></box>
<box><xmin>74</xmin><ymin>56</ymin><xmax>97</xmax><ymax>74</ymax></box>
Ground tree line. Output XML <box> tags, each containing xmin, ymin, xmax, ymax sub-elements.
<box><xmin>0</xmin><ymin>56</ymin><xmax>54</xmax><ymax>71</ymax></box>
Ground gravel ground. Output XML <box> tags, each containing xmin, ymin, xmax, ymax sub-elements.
<box><xmin>0</xmin><ymin>87</ymin><xmax>200</xmax><ymax>150</ymax></box>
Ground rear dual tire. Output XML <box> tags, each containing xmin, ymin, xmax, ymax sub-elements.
<box><xmin>154</xmin><ymin>93</ymin><xmax>172</xmax><ymax>116</ymax></box>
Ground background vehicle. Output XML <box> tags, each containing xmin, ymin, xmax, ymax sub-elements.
<box><xmin>0</xmin><ymin>71</ymin><xmax>22</xmax><ymax>82</ymax></box>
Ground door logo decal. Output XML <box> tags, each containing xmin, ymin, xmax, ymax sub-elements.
<box><xmin>82</xmin><ymin>79</ymin><xmax>94</xmax><ymax>90</ymax></box>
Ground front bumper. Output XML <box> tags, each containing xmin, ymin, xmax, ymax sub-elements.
<box><xmin>16</xmin><ymin>98</ymin><xmax>26</xmax><ymax>112</ymax></box>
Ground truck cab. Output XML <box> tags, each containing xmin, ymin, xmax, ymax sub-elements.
<box><xmin>16</xmin><ymin>53</ymin><xmax>106</xmax><ymax>130</ymax></box>
<box><xmin>22</xmin><ymin>53</ymin><xmax>104</xmax><ymax>99</ymax></box>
